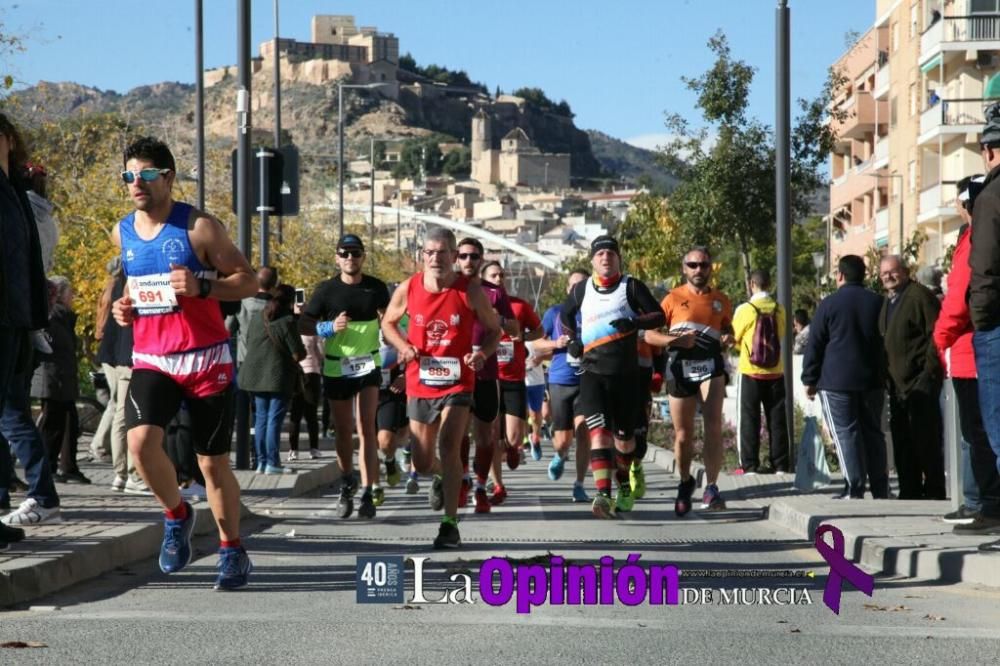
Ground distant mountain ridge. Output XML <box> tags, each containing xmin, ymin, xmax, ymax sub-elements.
<box><xmin>11</xmin><ymin>80</ymin><xmax>679</xmax><ymax>189</ymax></box>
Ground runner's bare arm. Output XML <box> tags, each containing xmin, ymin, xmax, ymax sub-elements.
<box><xmin>110</xmin><ymin>222</ymin><xmax>134</xmax><ymax>327</ymax></box>
<box><xmin>179</xmin><ymin>213</ymin><xmax>256</xmax><ymax>300</ymax></box>
<box><xmin>381</xmin><ymin>279</ymin><xmax>416</xmax><ymax>361</ymax></box>
<box><xmin>644</xmin><ymin>328</ymin><xmax>696</xmax><ymax>349</ymax></box>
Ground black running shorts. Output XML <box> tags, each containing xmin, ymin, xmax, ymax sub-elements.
<box><xmin>471</xmin><ymin>379</ymin><xmax>500</xmax><ymax>422</ymax></box>
<box><xmin>376</xmin><ymin>390</ymin><xmax>408</xmax><ymax>432</ymax></box>
<box><xmin>498</xmin><ymin>380</ymin><xmax>527</xmax><ymax>420</ymax></box>
<box><xmin>548</xmin><ymin>383</ymin><xmax>581</xmax><ymax>431</ymax></box>
<box><xmin>324</xmin><ymin>369</ymin><xmax>381</xmax><ymax>401</ymax></box>
<box><xmin>667</xmin><ymin>353</ymin><xmax>726</xmax><ymax>399</ymax></box>
<box><xmin>578</xmin><ymin>371</ymin><xmax>640</xmax><ymax>441</ymax></box>
<box><xmin>125</xmin><ymin>369</ymin><xmax>234</xmax><ymax>457</ymax></box>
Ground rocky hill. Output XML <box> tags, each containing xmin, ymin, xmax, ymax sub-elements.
<box><xmin>10</xmin><ymin>78</ymin><xmax>676</xmax><ymax>188</ymax></box>
<box><xmin>585</xmin><ymin>130</ymin><xmax>678</xmax><ymax>193</ymax></box>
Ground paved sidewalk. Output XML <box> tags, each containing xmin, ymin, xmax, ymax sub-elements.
<box><xmin>0</xmin><ymin>444</ymin><xmax>342</xmax><ymax>607</ymax></box>
<box><xmin>5</xmin><ymin>437</ymin><xmax>999</xmax><ymax>608</ymax></box>
<box><xmin>645</xmin><ymin>443</ymin><xmax>1000</xmax><ymax>588</ymax></box>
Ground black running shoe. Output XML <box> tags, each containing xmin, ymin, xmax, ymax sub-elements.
<box><xmin>943</xmin><ymin>506</ymin><xmax>979</xmax><ymax>525</ymax></box>
<box><xmin>336</xmin><ymin>477</ymin><xmax>354</xmax><ymax>519</ymax></box>
<box><xmin>954</xmin><ymin>515</ymin><xmax>1000</xmax><ymax>535</ymax></box>
<box><xmin>358</xmin><ymin>492</ymin><xmax>376</xmax><ymax>519</ymax></box>
<box><xmin>674</xmin><ymin>476</ymin><xmax>697</xmax><ymax>517</ymax></box>
<box><xmin>433</xmin><ymin>521</ymin><xmax>461</xmax><ymax>549</ymax></box>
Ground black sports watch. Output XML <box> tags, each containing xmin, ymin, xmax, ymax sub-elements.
<box><xmin>198</xmin><ymin>278</ymin><xmax>212</xmax><ymax>299</ymax></box>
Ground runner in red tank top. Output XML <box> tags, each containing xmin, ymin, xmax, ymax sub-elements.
<box><xmin>381</xmin><ymin>228</ymin><xmax>501</xmax><ymax>549</ymax></box>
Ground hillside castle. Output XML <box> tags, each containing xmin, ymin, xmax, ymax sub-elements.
<box><xmin>204</xmin><ymin>14</ymin><xmax>570</xmax><ymax>189</ymax></box>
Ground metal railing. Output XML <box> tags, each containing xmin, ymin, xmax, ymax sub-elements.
<box><xmin>920</xmin><ymin>98</ymin><xmax>988</xmax><ymax>134</ymax></box>
<box><xmin>923</xmin><ymin>14</ymin><xmax>1000</xmax><ymax>50</ymax></box>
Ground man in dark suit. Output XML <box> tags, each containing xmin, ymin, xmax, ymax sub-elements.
<box><xmin>802</xmin><ymin>255</ymin><xmax>889</xmax><ymax>499</ymax></box>
<box><xmin>878</xmin><ymin>255</ymin><xmax>944</xmax><ymax>500</ymax></box>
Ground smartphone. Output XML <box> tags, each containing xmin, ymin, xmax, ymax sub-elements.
<box><xmin>295</xmin><ymin>288</ymin><xmax>305</xmax><ymax>305</ymax></box>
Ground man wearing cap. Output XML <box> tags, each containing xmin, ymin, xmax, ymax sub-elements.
<box><xmin>968</xmin><ymin>101</ymin><xmax>1000</xmax><ymax>550</ymax></box>
<box><xmin>300</xmin><ymin>234</ymin><xmax>390</xmax><ymax>520</ymax></box>
<box><xmin>559</xmin><ymin>235</ymin><xmax>665</xmax><ymax>518</ymax></box>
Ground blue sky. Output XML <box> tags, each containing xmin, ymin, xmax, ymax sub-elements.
<box><xmin>3</xmin><ymin>0</ymin><xmax>874</xmax><ymax>147</ymax></box>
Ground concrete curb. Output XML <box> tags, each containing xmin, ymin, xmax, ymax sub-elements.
<box><xmin>645</xmin><ymin>445</ymin><xmax>1000</xmax><ymax>589</ymax></box>
<box><xmin>0</xmin><ymin>460</ymin><xmax>341</xmax><ymax>608</ymax></box>
<box><xmin>766</xmin><ymin>498</ymin><xmax>1000</xmax><ymax>588</ymax></box>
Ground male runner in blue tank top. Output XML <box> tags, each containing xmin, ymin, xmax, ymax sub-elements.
<box><xmin>112</xmin><ymin>137</ymin><xmax>257</xmax><ymax>589</ymax></box>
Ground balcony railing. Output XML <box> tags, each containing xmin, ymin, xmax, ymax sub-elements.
<box><xmin>919</xmin><ymin>180</ymin><xmax>960</xmax><ymax>217</ymax></box>
<box><xmin>874</xmin><ymin>138</ymin><xmax>889</xmax><ymax>164</ymax></box>
<box><xmin>920</xmin><ymin>98</ymin><xmax>988</xmax><ymax>135</ymax></box>
<box><xmin>875</xmin><ymin>65</ymin><xmax>890</xmax><ymax>96</ymax></box>
<box><xmin>922</xmin><ymin>14</ymin><xmax>1000</xmax><ymax>55</ymax></box>
<box><xmin>875</xmin><ymin>207</ymin><xmax>889</xmax><ymax>235</ymax></box>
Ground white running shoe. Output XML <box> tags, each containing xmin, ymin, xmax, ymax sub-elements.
<box><xmin>124</xmin><ymin>478</ymin><xmax>154</xmax><ymax>496</ymax></box>
<box><xmin>2</xmin><ymin>498</ymin><xmax>62</xmax><ymax>525</ymax></box>
<box><xmin>180</xmin><ymin>482</ymin><xmax>207</xmax><ymax>503</ymax></box>
<box><xmin>309</xmin><ymin>448</ymin><xmax>322</xmax><ymax>459</ymax></box>
<box><xmin>288</xmin><ymin>450</ymin><xmax>299</xmax><ymax>461</ymax></box>
<box><xmin>110</xmin><ymin>475</ymin><xmax>127</xmax><ymax>492</ymax></box>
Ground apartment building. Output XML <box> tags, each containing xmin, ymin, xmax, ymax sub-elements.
<box><xmin>830</xmin><ymin>0</ymin><xmax>1000</xmax><ymax>265</ymax></box>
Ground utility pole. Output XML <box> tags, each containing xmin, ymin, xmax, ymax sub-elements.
<box><xmin>776</xmin><ymin>0</ymin><xmax>795</xmax><ymax>462</ymax></box>
<box><xmin>195</xmin><ymin>0</ymin><xmax>205</xmax><ymax>210</ymax></box>
<box><xmin>273</xmin><ymin>0</ymin><xmax>283</xmax><ymax>244</ymax></box>
<box><xmin>235</xmin><ymin>0</ymin><xmax>252</xmax><ymax>470</ymax></box>
<box><xmin>338</xmin><ymin>83</ymin><xmax>345</xmax><ymax>237</ymax></box>
<box><xmin>370</xmin><ymin>135</ymin><xmax>376</xmax><ymax>253</ymax></box>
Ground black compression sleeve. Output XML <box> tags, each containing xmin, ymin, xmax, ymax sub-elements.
<box><xmin>560</xmin><ymin>281</ymin><xmax>584</xmax><ymax>339</ymax></box>
<box><xmin>627</xmin><ymin>278</ymin><xmax>666</xmax><ymax>330</ymax></box>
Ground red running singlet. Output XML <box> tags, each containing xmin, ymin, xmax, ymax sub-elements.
<box><xmin>405</xmin><ymin>273</ymin><xmax>476</xmax><ymax>398</ymax></box>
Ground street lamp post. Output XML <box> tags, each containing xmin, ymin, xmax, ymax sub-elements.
<box><xmin>337</xmin><ymin>82</ymin><xmax>388</xmax><ymax>237</ymax></box>
<box><xmin>812</xmin><ymin>251</ymin><xmax>825</xmax><ymax>288</ymax></box>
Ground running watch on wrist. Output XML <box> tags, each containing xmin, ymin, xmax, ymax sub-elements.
<box><xmin>198</xmin><ymin>278</ymin><xmax>212</xmax><ymax>299</ymax></box>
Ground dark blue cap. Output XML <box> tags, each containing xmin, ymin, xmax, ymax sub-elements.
<box><xmin>337</xmin><ymin>234</ymin><xmax>365</xmax><ymax>251</ymax></box>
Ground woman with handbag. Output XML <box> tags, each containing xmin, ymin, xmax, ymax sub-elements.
<box><xmin>239</xmin><ymin>284</ymin><xmax>305</xmax><ymax>474</ymax></box>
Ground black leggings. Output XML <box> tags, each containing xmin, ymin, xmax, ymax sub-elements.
<box><xmin>289</xmin><ymin>373</ymin><xmax>321</xmax><ymax>451</ymax></box>
<box><xmin>39</xmin><ymin>399</ymin><xmax>80</xmax><ymax>475</ymax></box>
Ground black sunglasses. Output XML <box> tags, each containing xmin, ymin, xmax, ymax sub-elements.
<box><xmin>685</xmin><ymin>261</ymin><xmax>711</xmax><ymax>270</ymax></box>
<box><xmin>337</xmin><ymin>249</ymin><xmax>363</xmax><ymax>259</ymax></box>
<box><xmin>458</xmin><ymin>252</ymin><xmax>481</xmax><ymax>260</ymax></box>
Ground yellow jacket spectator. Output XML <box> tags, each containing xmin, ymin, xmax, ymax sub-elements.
<box><xmin>731</xmin><ymin>270</ymin><xmax>789</xmax><ymax>475</ymax></box>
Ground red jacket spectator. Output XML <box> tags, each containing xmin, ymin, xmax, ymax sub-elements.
<box><xmin>933</xmin><ymin>225</ymin><xmax>976</xmax><ymax>378</ymax></box>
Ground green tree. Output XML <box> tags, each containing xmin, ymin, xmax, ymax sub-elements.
<box><xmin>617</xmin><ymin>193</ymin><xmax>683</xmax><ymax>289</ymax></box>
<box><xmin>659</xmin><ymin>32</ymin><xmax>843</xmax><ymax>297</ymax></box>
<box><xmin>391</xmin><ymin>137</ymin><xmax>443</xmax><ymax>179</ymax></box>
<box><xmin>441</xmin><ymin>146</ymin><xmax>471</xmax><ymax>177</ymax></box>
<box><xmin>511</xmin><ymin>87</ymin><xmax>573</xmax><ymax>117</ymax></box>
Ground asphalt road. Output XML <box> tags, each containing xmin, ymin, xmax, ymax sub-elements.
<box><xmin>2</xmin><ymin>460</ymin><xmax>999</xmax><ymax>664</ymax></box>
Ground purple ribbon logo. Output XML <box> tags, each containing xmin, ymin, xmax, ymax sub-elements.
<box><xmin>814</xmin><ymin>523</ymin><xmax>874</xmax><ymax>614</ymax></box>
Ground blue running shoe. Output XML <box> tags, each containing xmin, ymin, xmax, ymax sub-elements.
<box><xmin>700</xmin><ymin>483</ymin><xmax>727</xmax><ymax>511</ymax></box>
<box><xmin>159</xmin><ymin>502</ymin><xmax>197</xmax><ymax>574</ymax></box>
<box><xmin>214</xmin><ymin>546</ymin><xmax>253</xmax><ymax>590</ymax></box>
<box><xmin>531</xmin><ymin>442</ymin><xmax>542</xmax><ymax>461</ymax></box>
<box><xmin>547</xmin><ymin>454</ymin><xmax>565</xmax><ymax>481</ymax></box>
<box><xmin>572</xmin><ymin>482</ymin><xmax>589</xmax><ymax>503</ymax></box>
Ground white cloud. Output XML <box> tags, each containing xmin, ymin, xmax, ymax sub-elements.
<box><xmin>624</xmin><ymin>133</ymin><xmax>674</xmax><ymax>151</ymax></box>
<box><xmin>624</xmin><ymin>132</ymin><xmax>717</xmax><ymax>158</ymax></box>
